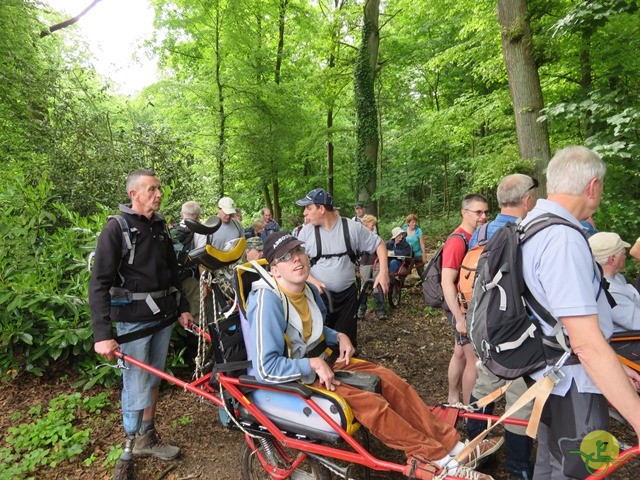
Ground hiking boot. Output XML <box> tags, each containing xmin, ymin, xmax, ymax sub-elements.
<box><xmin>113</xmin><ymin>459</ymin><xmax>133</xmax><ymax>480</ymax></box>
<box><xmin>460</xmin><ymin>436</ymin><xmax>504</xmax><ymax>469</ymax></box>
<box><xmin>376</xmin><ymin>310</ymin><xmax>387</xmax><ymax>320</ymax></box>
<box><xmin>132</xmin><ymin>428</ymin><xmax>180</xmax><ymax>461</ymax></box>
<box><xmin>357</xmin><ymin>309</ymin><xmax>366</xmax><ymax>319</ymax></box>
<box><xmin>452</xmin><ymin>466</ymin><xmax>495</xmax><ymax>480</ymax></box>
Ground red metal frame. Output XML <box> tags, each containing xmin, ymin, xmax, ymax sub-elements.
<box><xmin>609</xmin><ymin>332</ymin><xmax>640</xmax><ymax>373</ymax></box>
<box><xmin>120</xmin><ymin>352</ymin><xmax>638</xmax><ymax>479</ymax></box>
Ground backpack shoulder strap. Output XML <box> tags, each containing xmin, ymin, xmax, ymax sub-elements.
<box><xmin>309</xmin><ymin>218</ymin><xmax>358</xmax><ymax>267</ymax></box>
<box><xmin>341</xmin><ymin>217</ymin><xmax>358</xmax><ymax>265</ymax></box>
<box><xmin>108</xmin><ymin>214</ymin><xmax>137</xmax><ymax>265</ymax></box>
<box><xmin>447</xmin><ymin>231</ymin><xmax>468</xmax><ymax>252</ymax></box>
<box><xmin>520</xmin><ymin>214</ymin><xmax>585</xmax><ymax>244</ymax></box>
<box><xmin>520</xmin><ymin>214</ymin><xmax>588</xmax><ymax>329</ymax></box>
<box><xmin>477</xmin><ymin>223</ymin><xmax>490</xmax><ymax>246</ymax></box>
<box><xmin>310</xmin><ymin>225</ymin><xmax>323</xmax><ymax>267</ymax></box>
<box><xmin>233</xmin><ymin>218</ymin><xmax>244</xmax><ymax>238</ymax></box>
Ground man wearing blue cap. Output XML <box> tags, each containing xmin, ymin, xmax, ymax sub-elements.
<box><xmin>295</xmin><ymin>188</ymin><xmax>389</xmax><ymax>347</ymax></box>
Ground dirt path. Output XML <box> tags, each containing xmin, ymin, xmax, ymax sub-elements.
<box><xmin>1</xmin><ymin>282</ymin><xmax>636</xmax><ymax>479</ymax></box>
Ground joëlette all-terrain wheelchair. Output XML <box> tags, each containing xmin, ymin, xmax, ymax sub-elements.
<box><xmin>360</xmin><ymin>253</ymin><xmax>424</xmax><ymax>310</ymax></box>
<box><xmin>114</xmin><ymin>217</ymin><xmax>639</xmax><ymax>480</ymax></box>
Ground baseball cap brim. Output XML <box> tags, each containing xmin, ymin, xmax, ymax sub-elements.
<box><xmin>296</xmin><ymin>197</ymin><xmax>313</xmax><ymax>206</ymax></box>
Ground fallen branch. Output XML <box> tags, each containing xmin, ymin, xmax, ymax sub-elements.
<box><xmin>154</xmin><ymin>464</ymin><xmax>177</xmax><ymax>480</ymax></box>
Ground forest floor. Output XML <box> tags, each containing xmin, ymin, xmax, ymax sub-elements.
<box><xmin>1</xmin><ymin>276</ymin><xmax>637</xmax><ymax>480</ymax></box>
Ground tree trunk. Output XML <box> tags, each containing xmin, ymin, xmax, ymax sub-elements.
<box><xmin>375</xmin><ymin>74</ymin><xmax>383</xmax><ymax>218</ymax></box>
<box><xmin>272</xmin><ymin>178</ymin><xmax>281</xmax><ymax>225</ymax></box>
<box><xmin>354</xmin><ymin>0</ymin><xmax>380</xmax><ymax>212</ymax></box>
<box><xmin>325</xmin><ymin>0</ymin><xmax>346</xmax><ymax>197</ymax></box>
<box><xmin>274</xmin><ymin>0</ymin><xmax>288</xmax><ymax>85</ymax></box>
<box><xmin>579</xmin><ymin>14</ymin><xmax>593</xmax><ymax>139</ymax></box>
<box><xmin>263</xmin><ymin>182</ymin><xmax>273</xmax><ymax>215</ymax></box>
<box><xmin>327</xmin><ymin>107</ymin><xmax>334</xmax><ymax>195</ymax></box>
<box><xmin>214</xmin><ymin>0</ymin><xmax>226</xmax><ymax>197</ymax></box>
<box><xmin>270</xmin><ymin>0</ymin><xmax>288</xmax><ymax>224</ymax></box>
<box><xmin>497</xmin><ymin>0</ymin><xmax>550</xmax><ymax>180</ymax></box>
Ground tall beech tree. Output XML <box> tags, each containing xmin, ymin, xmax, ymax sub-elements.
<box><xmin>353</xmin><ymin>0</ymin><xmax>380</xmax><ymax>211</ymax></box>
<box><xmin>497</xmin><ymin>0</ymin><xmax>550</xmax><ymax>181</ymax></box>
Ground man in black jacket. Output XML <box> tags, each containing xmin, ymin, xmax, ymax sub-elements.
<box><xmin>89</xmin><ymin>169</ymin><xmax>193</xmax><ymax>479</ymax></box>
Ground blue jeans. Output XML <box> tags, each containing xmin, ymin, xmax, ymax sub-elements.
<box><xmin>117</xmin><ymin>319</ymin><xmax>175</xmax><ymax>434</ymax></box>
<box><xmin>389</xmin><ymin>259</ymin><xmax>402</xmax><ymax>275</ymax></box>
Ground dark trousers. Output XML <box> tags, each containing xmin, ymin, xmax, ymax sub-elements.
<box><xmin>322</xmin><ymin>283</ymin><xmax>359</xmax><ymax>348</ymax></box>
<box><xmin>531</xmin><ymin>380</ymin><xmax>609</xmax><ymax>480</ymax></box>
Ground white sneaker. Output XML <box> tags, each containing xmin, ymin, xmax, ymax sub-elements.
<box><xmin>453</xmin><ymin>466</ymin><xmax>495</xmax><ymax>480</ymax></box>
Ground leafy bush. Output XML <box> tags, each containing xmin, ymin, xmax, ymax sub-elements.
<box><xmin>0</xmin><ymin>175</ymin><xmax>114</xmax><ymax>383</ymax></box>
<box><xmin>0</xmin><ymin>174</ymin><xmax>194</xmax><ymax>386</ymax></box>
<box><xmin>0</xmin><ymin>392</ymin><xmax>111</xmax><ymax>478</ymax></box>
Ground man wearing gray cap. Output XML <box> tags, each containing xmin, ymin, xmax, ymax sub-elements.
<box><xmin>295</xmin><ymin>188</ymin><xmax>389</xmax><ymax>348</ymax></box>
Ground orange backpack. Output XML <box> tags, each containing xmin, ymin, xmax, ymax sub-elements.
<box><xmin>457</xmin><ymin>224</ymin><xmax>489</xmax><ymax>312</ymax></box>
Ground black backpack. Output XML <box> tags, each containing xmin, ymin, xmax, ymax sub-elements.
<box><xmin>170</xmin><ymin>224</ymin><xmax>197</xmax><ymax>280</ymax></box>
<box><xmin>421</xmin><ymin>233</ymin><xmax>467</xmax><ymax>311</ymax></box>
<box><xmin>467</xmin><ymin>215</ymin><xmax>592</xmax><ymax>380</ymax></box>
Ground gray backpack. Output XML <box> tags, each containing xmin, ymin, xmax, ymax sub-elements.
<box><xmin>467</xmin><ymin>215</ymin><xmax>587</xmax><ymax>379</ymax></box>
<box><xmin>421</xmin><ymin>233</ymin><xmax>467</xmax><ymax>311</ymax></box>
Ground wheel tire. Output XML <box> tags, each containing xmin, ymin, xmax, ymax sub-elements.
<box><xmin>388</xmin><ymin>281</ymin><xmax>401</xmax><ymax>308</ymax></box>
<box><xmin>240</xmin><ymin>440</ymin><xmax>331</xmax><ymax>480</ymax></box>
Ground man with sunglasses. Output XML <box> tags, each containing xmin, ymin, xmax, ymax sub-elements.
<box><xmin>465</xmin><ymin>174</ymin><xmax>538</xmax><ymax>480</ymax></box>
<box><xmin>246</xmin><ymin>231</ymin><xmax>501</xmax><ymax>480</ymax></box>
<box><xmin>295</xmin><ymin>188</ymin><xmax>389</xmax><ymax>348</ymax></box>
<box><xmin>441</xmin><ymin>194</ymin><xmax>489</xmax><ymax>408</ymax></box>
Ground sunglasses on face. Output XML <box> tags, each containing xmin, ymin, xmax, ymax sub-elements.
<box><xmin>276</xmin><ymin>246</ymin><xmax>306</xmax><ymax>263</ymax></box>
<box><xmin>528</xmin><ymin>178</ymin><xmax>539</xmax><ymax>191</ymax></box>
<box><xmin>465</xmin><ymin>209</ymin><xmax>490</xmax><ymax>217</ymax></box>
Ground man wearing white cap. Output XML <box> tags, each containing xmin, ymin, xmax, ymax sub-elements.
<box><xmin>589</xmin><ymin>232</ymin><xmax>639</xmax><ymax>333</ymax></box>
<box><xmin>193</xmin><ymin>196</ymin><xmax>244</xmax><ymax>250</ymax></box>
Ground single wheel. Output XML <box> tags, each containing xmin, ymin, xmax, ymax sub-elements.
<box><xmin>388</xmin><ymin>281</ymin><xmax>401</xmax><ymax>308</ymax></box>
<box><xmin>240</xmin><ymin>439</ymin><xmax>331</xmax><ymax>480</ymax></box>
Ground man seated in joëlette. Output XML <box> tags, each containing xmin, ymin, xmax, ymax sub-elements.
<box><xmin>245</xmin><ymin>231</ymin><xmax>503</xmax><ymax>480</ymax></box>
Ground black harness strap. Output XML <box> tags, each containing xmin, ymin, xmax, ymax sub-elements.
<box><xmin>114</xmin><ymin>314</ymin><xmax>177</xmax><ymax>344</ymax></box>
<box><xmin>305</xmin><ymin>338</ymin><xmax>329</xmax><ymax>359</ymax></box>
<box><xmin>310</xmin><ymin>217</ymin><xmax>358</xmax><ymax>267</ymax></box>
